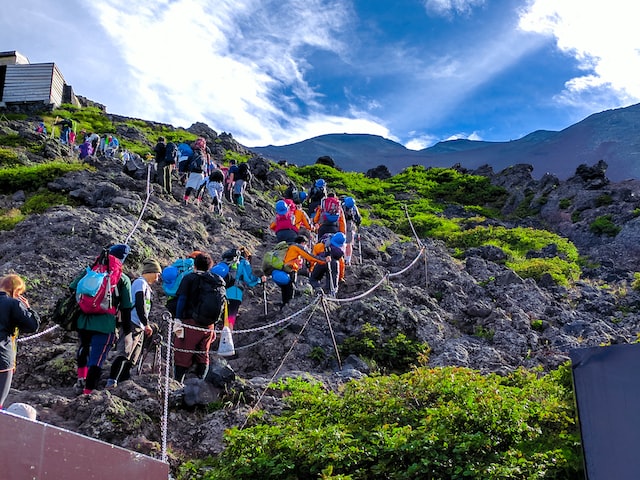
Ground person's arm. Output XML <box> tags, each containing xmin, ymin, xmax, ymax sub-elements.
<box><xmin>134</xmin><ymin>291</ymin><xmax>147</xmax><ymax>326</ymax></box>
<box><xmin>338</xmin><ymin>210</ymin><xmax>347</xmax><ymax>233</ymax></box>
<box><xmin>239</xmin><ymin>260</ymin><xmax>261</xmax><ymax>288</ymax></box>
<box><xmin>13</xmin><ymin>299</ymin><xmax>40</xmax><ymax>334</ymax></box>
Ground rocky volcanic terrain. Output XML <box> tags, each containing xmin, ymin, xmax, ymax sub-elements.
<box><xmin>2</xmin><ymin>115</ymin><xmax>640</xmax><ymax>473</ymax></box>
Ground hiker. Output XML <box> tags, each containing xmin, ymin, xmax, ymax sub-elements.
<box><xmin>307</xmin><ymin>178</ymin><xmax>327</xmax><ymax>217</ymax></box>
<box><xmin>106</xmin><ymin>135</ymin><xmax>119</xmax><ymax>158</ymax></box>
<box><xmin>154</xmin><ymin>136</ymin><xmax>167</xmax><ymax>187</ymax></box>
<box><xmin>55</xmin><ymin>118</ymin><xmax>72</xmax><ymax>144</ymax></box>
<box><xmin>183</xmin><ymin>143</ymin><xmax>207</xmax><ymax>204</ymax></box>
<box><xmin>232</xmin><ymin>162</ymin><xmax>251</xmax><ymax>208</ymax></box>
<box><xmin>0</xmin><ymin>274</ymin><xmax>40</xmax><ymax>410</ymax></box>
<box><xmin>310</xmin><ymin>232</ymin><xmax>346</xmax><ymax>297</ymax></box>
<box><xmin>78</xmin><ymin>140</ymin><xmax>93</xmax><ymax>160</ymax></box>
<box><xmin>220</xmin><ymin>247</ymin><xmax>266</xmax><ymax>330</ymax></box>
<box><xmin>291</xmin><ymin>193</ymin><xmax>312</xmax><ymax>237</ymax></box>
<box><xmin>270</xmin><ymin>199</ymin><xmax>299</xmax><ymax>243</ymax></box>
<box><xmin>342</xmin><ymin>196</ymin><xmax>362</xmax><ymax>265</ymax></box>
<box><xmin>225</xmin><ymin>159</ymin><xmax>238</xmax><ymax>202</ymax></box>
<box><xmin>35</xmin><ymin>122</ymin><xmax>47</xmax><ymax>135</ymax></box>
<box><xmin>313</xmin><ymin>192</ymin><xmax>346</xmax><ymax>238</ymax></box>
<box><xmin>173</xmin><ymin>252</ymin><xmax>224</xmax><ymax>382</ymax></box>
<box><xmin>159</xmin><ymin>140</ymin><xmax>178</xmax><ymax>195</ymax></box>
<box><xmin>105</xmin><ymin>259</ymin><xmax>162</xmax><ymax>389</ymax></box>
<box><xmin>70</xmin><ymin>244</ymin><xmax>133</xmax><ymax>395</ymax></box>
<box><xmin>197</xmin><ymin>169</ymin><xmax>225</xmax><ymax>214</ymax></box>
<box><xmin>271</xmin><ymin>235</ymin><xmax>326</xmax><ymax>307</ymax></box>
<box><xmin>87</xmin><ymin>132</ymin><xmax>100</xmax><ymax>154</ymax></box>
<box><xmin>177</xmin><ymin>141</ymin><xmax>194</xmax><ymax>185</ymax></box>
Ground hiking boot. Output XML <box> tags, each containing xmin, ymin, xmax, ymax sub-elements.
<box><xmin>105</xmin><ymin>379</ymin><xmax>118</xmax><ymax>390</ymax></box>
<box><xmin>73</xmin><ymin>378</ymin><xmax>86</xmax><ymax>395</ymax></box>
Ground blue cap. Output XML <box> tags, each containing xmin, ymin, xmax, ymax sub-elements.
<box><xmin>272</xmin><ymin>269</ymin><xmax>291</xmax><ymax>286</ymax></box>
<box><xmin>211</xmin><ymin>262</ymin><xmax>230</xmax><ymax>278</ymax></box>
<box><xmin>315</xmin><ymin>179</ymin><xmax>326</xmax><ymax>188</ymax></box>
<box><xmin>275</xmin><ymin>200</ymin><xmax>289</xmax><ymax>215</ymax></box>
<box><xmin>299</xmin><ymin>191</ymin><xmax>307</xmax><ymax>201</ymax></box>
<box><xmin>330</xmin><ymin>232</ymin><xmax>346</xmax><ymax>248</ymax></box>
<box><xmin>109</xmin><ymin>244</ymin><xmax>131</xmax><ymax>261</ymax></box>
<box><xmin>343</xmin><ymin>196</ymin><xmax>355</xmax><ymax>208</ymax></box>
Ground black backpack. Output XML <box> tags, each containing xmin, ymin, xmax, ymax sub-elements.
<box><xmin>191</xmin><ymin>272</ymin><xmax>226</xmax><ymax>326</ymax></box>
<box><xmin>188</xmin><ymin>150</ymin><xmax>204</xmax><ymax>172</ymax></box>
<box><xmin>236</xmin><ymin>162</ymin><xmax>252</xmax><ymax>182</ymax></box>
<box><xmin>164</xmin><ymin>142</ymin><xmax>178</xmax><ymax>165</ymax></box>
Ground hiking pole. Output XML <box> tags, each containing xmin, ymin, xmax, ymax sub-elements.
<box><xmin>357</xmin><ymin>233</ymin><xmax>362</xmax><ymax>264</ymax></box>
<box><xmin>263</xmin><ymin>281</ymin><xmax>268</xmax><ymax>315</ymax></box>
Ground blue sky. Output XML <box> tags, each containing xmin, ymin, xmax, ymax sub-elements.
<box><xmin>1</xmin><ymin>0</ymin><xmax>638</xmax><ymax>149</ymax></box>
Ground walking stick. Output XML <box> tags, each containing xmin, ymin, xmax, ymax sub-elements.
<box><xmin>263</xmin><ymin>281</ymin><xmax>268</xmax><ymax>315</ymax></box>
<box><xmin>357</xmin><ymin>233</ymin><xmax>363</xmax><ymax>264</ymax></box>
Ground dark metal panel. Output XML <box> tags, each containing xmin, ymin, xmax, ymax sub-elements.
<box><xmin>0</xmin><ymin>411</ymin><xmax>169</xmax><ymax>479</ymax></box>
<box><xmin>570</xmin><ymin>343</ymin><xmax>640</xmax><ymax>480</ymax></box>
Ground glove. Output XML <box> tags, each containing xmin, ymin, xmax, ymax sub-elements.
<box><xmin>173</xmin><ymin>319</ymin><xmax>185</xmax><ymax>339</ymax></box>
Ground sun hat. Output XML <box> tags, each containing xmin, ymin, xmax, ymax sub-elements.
<box><xmin>330</xmin><ymin>232</ymin><xmax>346</xmax><ymax>248</ymax></box>
<box><xmin>275</xmin><ymin>200</ymin><xmax>289</xmax><ymax>215</ymax></box>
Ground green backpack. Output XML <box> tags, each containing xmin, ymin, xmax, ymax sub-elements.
<box><xmin>262</xmin><ymin>241</ymin><xmax>293</xmax><ymax>274</ymax></box>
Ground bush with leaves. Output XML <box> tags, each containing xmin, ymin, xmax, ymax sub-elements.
<box><xmin>180</xmin><ymin>364</ymin><xmax>582</xmax><ymax>479</ymax></box>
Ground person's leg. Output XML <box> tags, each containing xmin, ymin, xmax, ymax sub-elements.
<box><xmin>85</xmin><ymin>332</ymin><xmax>116</xmax><ymax>393</ymax></box>
<box><xmin>0</xmin><ymin>369</ymin><xmax>13</xmax><ymax>408</ymax></box>
<box><xmin>194</xmin><ymin>329</ymin><xmax>216</xmax><ymax>378</ymax></box>
<box><xmin>281</xmin><ymin>282</ymin><xmax>294</xmax><ymax>305</ymax></box>
<box><xmin>75</xmin><ymin>330</ymin><xmax>92</xmax><ymax>389</ymax></box>
<box><xmin>227</xmin><ymin>299</ymin><xmax>241</xmax><ymax>330</ymax></box>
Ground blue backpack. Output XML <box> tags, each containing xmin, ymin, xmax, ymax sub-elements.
<box><xmin>162</xmin><ymin>258</ymin><xmax>195</xmax><ymax>297</ymax></box>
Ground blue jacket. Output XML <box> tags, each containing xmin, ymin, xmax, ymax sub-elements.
<box><xmin>0</xmin><ymin>292</ymin><xmax>40</xmax><ymax>371</ymax></box>
<box><xmin>226</xmin><ymin>258</ymin><xmax>261</xmax><ymax>302</ymax></box>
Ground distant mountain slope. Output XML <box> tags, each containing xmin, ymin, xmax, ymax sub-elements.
<box><xmin>249</xmin><ymin>103</ymin><xmax>640</xmax><ymax>181</ymax></box>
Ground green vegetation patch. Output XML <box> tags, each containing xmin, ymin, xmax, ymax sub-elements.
<box><xmin>0</xmin><ymin>161</ymin><xmax>88</xmax><ymax>194</ymax></box>
<box><xmin>180</xmin><ymin>364</ymin><xmax>582</xmax><ymax>479</ymax></box>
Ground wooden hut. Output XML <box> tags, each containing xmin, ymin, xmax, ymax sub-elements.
<box><xmin>0</xmin><ymin>50</ymin><xmax>80</xmax><ymax>109</ymax></box>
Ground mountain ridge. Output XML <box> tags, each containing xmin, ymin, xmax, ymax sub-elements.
<box><xmin>249</xmin><ymin>103</ymin><xmax>640</xmax><ymax>181</ymax></box>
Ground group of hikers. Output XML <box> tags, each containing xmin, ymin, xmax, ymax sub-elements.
<box><xmin>152</xmin><ymin>135</ymin><xmax>252</xmax><ymax>210</ymax></box>
<box><xmin>1</xmin><ymin>133</ymin><xmax>366</xmax><ymax>407</ymax></box>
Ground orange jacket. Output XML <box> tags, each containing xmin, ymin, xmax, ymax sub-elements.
<box><xmin>293</xmin><ymin>208</ymin><xmax>312</xmax><ymax>231</ymax></box>
<box><xmin>312</xmin><ymin>243</ymin><xmax>345</xmax><ymax>281</ymax></box>
<box><xmin>284</xmin><ymin>244</ymin><xmax>325</xmax><ymax>272</ymax></box>
<box><xmin>313</xmin><ymin>205</ymin><xmax>346</xmax><ymax>233</ymax></box>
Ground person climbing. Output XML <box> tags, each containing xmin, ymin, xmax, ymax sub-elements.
<box><xmin>105</xmin><ymin>258</ymin><xmax>162</xmax><ymax>389</ymax></box>
<box><xmin>341</xmin><ymin>196</ymin><xmax>362</xmax><ymax>265</ymax></box>
<box><xmin>310</xmin><ymin>232</ymin><xmax>346</xmax><ymax>297</ymax></box>
<box><xmin>270</xmin><ymin>199</ymin><xmax>299</xmax><ymax>243</ymax></box>
<box><xmin>224</xmin><ymin>159</ymin><xmax>238</xmax><ymax>203</ymax></box>
<box><xmin>313</xmin><ymin>192</ymin><xmax>346</xmax><ymax>238</ymax></box>
<box><xmin>154</xmin><ymin>136</ymin><xmax>167</xmax><ymax>188</ymax></box>
<box><xmin>183</xmin><ymin>142</ymin><xmax>207</xmax><ymax>204</ymax></box>
<box><xmin>177</xmin><ymin>141</ymin><xmax>194</xmax><ymax>186</ymax></box>
<box><xmin>232</xmin><ymin>162</ymin><xmax>251</xmax><ymax>208</ymax></box>
<box><xmin>70</xmin><ymin>244</ymin><xmax>133</xmax><ymax>395</ymax></box>
<box><xmin>158</xmin><ymin>140</ymin><xmax>178</xmax><ymax>195</ymax></box>
<box><xmin>307</xmin><ymin>178</ymin><xmax>327</xmax><ymax>217</ymax></box>
<box><xmin>173</xmin><ymin>252</ymin><xmax>224</xmax><ymax>383</ymax></box>
<box><xmin>0</xmin><ymin>274</ymin><xmax>40</xmax><ymax>410</ymax></box>
<box><xmin>271</xmin><ymin>235</ymin><xmax>326</xmax><ymax>307</ymax></box>
<box><xmin>219</xmin><ymin>247</ymin><xmax>266</xmax><ymax>331</ymax></box>
<box><xmin>197</xmin><ymin>168</ymin><xmax>225</xmax><ymax>214</ymax></box>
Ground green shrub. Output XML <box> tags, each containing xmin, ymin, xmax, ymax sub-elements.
<box><xmin>340</xmin><ymin>323</ymin><xmax>429</xmax><ymax>373</ymax></box>
<box><xmin>594</xmin><ymin>194</ymin><xmax>613</xmax><ymax>207</ymax></box>
<box><xmin>187</xmin><ymin>364</ymin><xmax>582</xmax><ymax>479</ymax></box>
<box><xmin>589</xmin><ymin>215</ymin><xmax>621</xmax><ymax>236</ymax></box>
<box><xmin>559</xmin><ymin>197</ymin><xmax>573</xmax><ymax>209</ymax></box>
<box><xmin>22</xmin><ymin>191</ymin><xmax>71</xmax><ymax>214</ymax></box>
<box><xmin>0</xmin><ymin>208</ymin><xmax>26</xmax><ymax>230</ymax></box>
<box><xmin>0</xmin><ymin>147</ymin><xmax>20</xmax><ymax>166</ymax></box>
<box><xmin>0</xmin><ymin>162</ymin><xmax>88</xmax><ymax>194</ymax></box>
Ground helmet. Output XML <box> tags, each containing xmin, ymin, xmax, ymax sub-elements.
<box><xmin>343</xmin><ymin>196</ymin><xmax>355</xmax><ymax>209</ymax></box>
<box><xmin>299</xmin><ymin>191</ymin><xmax>307</xmax><ymax>202</ymax></box>
<box><xmin>275</xmin><ymin>200</ymin><xmax>289</xmax><ymax>215</ymax></box>
<box><xmin>315</xmin><ymin>179</ymin><xmax>326</xmax><ymax>188</ymax></box>
<box><xmin>211</xmin><ymin>262</ymin><xmax>229</xmax><ymax>278</ymax></box>
<box><xmin>272</xmin><ymin>269</ymin><xmax>291</xmax><ymax>286</ymax></box>
<box><xmin>330</xmin><ymin>232</ymin><xmax>346</xmax><ymax>248</ymax></box>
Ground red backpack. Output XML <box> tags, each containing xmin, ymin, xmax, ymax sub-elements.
<box><xmin>320</xmin><ymin>196</ymin><xmax>341</xmax><ymax>224</ymax></box>
<box><xmin>76</xmin><ymin>249</ymin><xmax>124</xmax><ymax>315</ymax></box>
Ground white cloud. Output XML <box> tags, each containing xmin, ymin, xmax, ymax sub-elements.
<box><xmin>85</xmin><ymin>0</ymin><xmax>384</xmax><ymax>146</ymax></box>
<box><xmin>519</xmin><ymin>0</ymin><xmax>640</xmax><ymax>106</ymax></box>
<box><xmin>422</xmin><ymin>0</ymin><xmax>486</xmax><ymax>17</ymax></box>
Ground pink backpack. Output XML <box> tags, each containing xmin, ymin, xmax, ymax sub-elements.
<box><xmin>76</xmin><ymin>249</ymin><xmax>123</xmax><ymax>315</ymax></box>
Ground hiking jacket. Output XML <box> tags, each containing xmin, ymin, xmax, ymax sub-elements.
<box><xmin>70</xmin><ymin>274</ymin><xmax>133</xmax><ymax>334</ymax></box>
<box><xmin>312</xmin><ymin>243</ymin><xmax>346</xmax><ymax>281</ymax></box>
<box><xmin>0</xmin><ymin>292</ymin><xmax>40</xmax><ymax>371</ymax></box>
<box><xmin>313</xmin><ymin>205</ymin><xmax>346</xmax><ymax>234</ymax></box>
<box><xmin>284</xmin><ymin>244</ymin><xmax>326</xmax><ymax>272</ymax></box>
<box><xmin>226</xmin><ymin>258</ymin><xmax>262</xmax><ymax>302</ymax></box>
<box><xmin>293</xmin><ymin>208</ymin><xmax>312</xmax><ymax>231</ymax></box>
